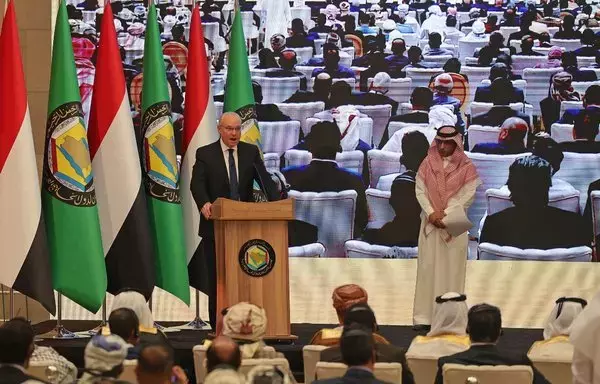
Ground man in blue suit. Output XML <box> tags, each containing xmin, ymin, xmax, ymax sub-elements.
<box><xmin>559</xmin><ymin>85</ymin><xmax>600</xmax><ymax>124</ymax></box>
<box><xmin>474</xmin><ymin>64</ymin><xmax>525</xmax><ymax>104</ymax></box>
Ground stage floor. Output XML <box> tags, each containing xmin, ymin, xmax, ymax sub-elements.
<box><xmin>35</xmin><ymin>320</ymin><xmax>543</xmax><ymax>383</ymax></box>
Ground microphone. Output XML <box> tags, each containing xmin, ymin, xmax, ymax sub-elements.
<box><xmin>253</xmin><ymin>163</ymin><xmax>270</xmax><ymax>202</ymax></box>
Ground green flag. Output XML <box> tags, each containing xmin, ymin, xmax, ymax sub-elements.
<box><xmin>42</xmin><ymin>0</ymin><xmax>106</xmax><ymax>313</ymax></box>
<box><xmin>141</xmin><ymin>1</ymin><xmax>190</xmax><ymax>305</ymax></box>
<box><xmin>224</xmin><ymin>8</ymin><xmax>261</xmax><ymax>147</ymax></box>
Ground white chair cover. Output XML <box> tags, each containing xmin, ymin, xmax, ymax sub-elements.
<box><xmin>550</xmin><ymin>38</ymin><xmax>584</xmax><ymax>52</ymax></box>
<box><xmin>468</xmin><ymin>125</ymin><xmax>502</xmax><ymax>151</ymax></box>
<box><xmin>353</xmin><ymin>104</ymin><xmax>393</xmax><ymax>147</ymax></box>
<box><xmin>550</xmin><ymin>123</ymin><xmax>574</xmax><ymax>143</ymax></box>
<box><xmin>405</xmin><ymin>67</ymin><xmax>444</xmax><ymax>90</ymax></box>
<box><xmin>442</xmin><ymin>364</ymin><xmax>534</xmax><ymax>384</ymax></box>
<box><xmin>478</xmin><ymin>243</ymin><xmax>593</xmax><ymax>261</ymax></box>
<box><xmin>461</xmin><ymin>66</ymin><xmax>491</xmax><ymax>106</ymax></box>
<box><xmin>458</xmin><ymin>39</ymin><xmax>488</xmax><ymax>61</ymax></box>
<box><xmin>423</xmin><ymin>55</ymin><xmax>454</xmax><ymax>67</ymax></box>
<box><xmin>252</xmin><ymin>76</ymin><xmax>301</xmax><ymax>103</ymax></box>
<box><xmin>367</xmin><ymin>149</ymin><xmax>403</xmax><ymax>188</ymax></box>
<box><xmin>214</xmin><ymin>101</ymin><xmax>224</xmax><ymax>120</ymax></box>
<box><xmin>376</xmin><ymin>173</ymin><xmax>401</xmax><ymax>191</ymax></box>
<box><xmin>554</xmin><ymin>152</ymin><xmax>600</xmax><ymax>212</ymax></box>
<box><xmin>366</xmin><ymin>188</ymin><xmax>394</xmax><ymax>228</ymax></box>
<box><xmin>263</xmin><ymin>152</ymin><xmax>281</xmax><ymax>173</ymax></box>
<box><xmin>572</xmin><ymin>81</ymin><xmax>600</xmax><ymax>96</ymax></box>
<box><xmin>307</xmin><ymin>115</ymin><xmax>373</xmax><ymax>146</ymax></box>
<box><xmin>523</xmin><ymin>68</ymin><xmax>563</xmax><ymax>116</ymax></box>
<box><xmin>290</xmin><ymin>47</ymin><xmax>314</xmax><ymax>67</ymax></box>
<box><xmin>289</xmin><ymin>243</ymin><xmax>326</xmax><ymax>258</ymax></box>
<box><xmin>345</xmin><ymin>240</ymin><xmax>418</xmax><ymax>259</ymax></box>
<box><xmin>259</xmin><ymin>120</ymin><xmax>301</xmax><ymax>155</ymax></box>
<box><xmin>276</xmin><ymin>102</ymin><xmax>326</xmax><ymax>135</ymax></box>
<box><xmin>485</xmin><ymin>181</ymin><xmax>581</xmax><ymax>215</ymax></box>
<box><xmin>559</xmin><ymin>100</ymin><xmax>584</xmax><ymax>118</ymax></box>
<box><xmin>284</xmin><ymin>149</ymin><xmax>364</xmax><ymax>175</ymax></box>
<box><xmin>303</xmin><ymin>345</ymin><xmax>328</xmax><ymax>384</ymax></box>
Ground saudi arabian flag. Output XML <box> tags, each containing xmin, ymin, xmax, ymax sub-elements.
<box><xmin>141</xmin><ymin>1</ymin><xmax>190</xmax><ymax>305</ymax></box>
<box><xmin>42</xmin><ymin>0</ymin><xmax>106</xmax><ymax>313</ymax></box>
<box><xmin>224</xmin><ymin>7</ymin><xmax>261</xmax><ymax>148</ymax></box>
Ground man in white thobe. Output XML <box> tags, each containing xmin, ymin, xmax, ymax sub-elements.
<box><xmin>413</xmin><ymin>126</ymin><xmax>480</xmax><ymax>328</ymax></box>
<box><xmin>570</xmin><ymin>290</ymin><xmax>600</xmax><ymax>384</ymax></box>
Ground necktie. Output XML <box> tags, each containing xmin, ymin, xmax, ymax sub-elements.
<box><xmin>228</xmin><ymin>148</ymin><xmax>240</xmax><ymax>200</ymax></box>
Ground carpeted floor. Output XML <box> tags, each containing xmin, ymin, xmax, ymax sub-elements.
<box><xmin>34</xmin><ymin>320</ymin><xmax>543</xmax><ymax>383</ymax></box>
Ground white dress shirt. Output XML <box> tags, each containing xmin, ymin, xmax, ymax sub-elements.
<box><xmin>220</xmin><ymin>139</ymin><xmax>239</xmax><ymax>180</ymax></box>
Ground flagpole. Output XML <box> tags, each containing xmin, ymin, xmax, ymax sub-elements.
<box><xmin>178</xmin><ymin>289</ymin><xmax>209</xmax><ymax>330</ymax></box>
<box><xmin>1</xmin><ymin>285</ymin><xmax>6</xmax><ymax>322</ymax></box>
<box><xmin>53</xmin><ymin>293</ymin><xmax>76</xmax><ymax>339</ymax></box>
<box><xmin>9</xmin><ymin>289</ymin><xmax>14</xmax><ymax>319</ymax></box>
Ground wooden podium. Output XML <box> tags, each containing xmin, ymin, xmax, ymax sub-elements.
<box><xmin>211</xmin><ymin>198</ymin><xmax>295</xmax><ymax>340</ymax></box>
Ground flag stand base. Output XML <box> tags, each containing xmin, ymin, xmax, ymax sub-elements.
<box><xmin>174</xmin><ymin>290</ymin><xmax>211</xmax><ymax>331</ymax></box>
<box><xmin>86</xmin><ymin>297</ymin><xmax>107</xmax><ymax>336</ymax></box>
<box><xmin>42</xmin><ymin>294</ymin><xmax>81</xmax><ymax>339</ymax></box>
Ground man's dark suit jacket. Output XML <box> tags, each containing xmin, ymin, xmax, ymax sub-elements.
<box><xmin>471</xmin><ymin>142</ymin><xmax>527</xmax><ymax>155</ymax></box>
<box><xmin>435</xmin><ymin>345</ymin><xmax>549</xmax><ymax>384</ymax></box>
<box><xmin>265</xmin><ymin>69</ymin><xmax>308</xmax><ymax>91</ymax></box>
<box><xmin>0</xmin><ymin>365</ymin><xmax>51</xmax><ymax>384</ymax></box>
<box><xmin>255</xmin><ymin>104</ymin><xmax>292</xmax><ymax>122</ymax></box>
<box><xmin>378</xmin><ymin>111</ymin><xmax>429</xmax><ymax>148</ymax></box>
<box><xmin>283</xmin><ymin>160</ymin><xmax>368</xmax><ymax>238</ymax></box>
<box><xmin>559</xmin><ymin>140</ymin><xmax>600</xmax><ymax>154</ymax></box>
<box><xmin>351</xmin><ymin>92</ymin><xmax>399</xmax><ymax>116</ymax></box>
<box><xmin>558</xmin><ymin>106</ymin><xmax>600</xmax><ymax>124</ymax></box>
<box><xmin>191</xmin><ymin>140</ymin><xmax>279</xmax><ymax>238</ymax></box>
<box><xmin>313</xmin><ymin>367</ymin><xmax>391</xmax><ymax>384</ymax></box>
<box><xmin>474</xmin><ymin>85</ymin><xmax>525</xmax><ymax>104</ymax></box>
<box><xmin>321</xmin><ymin>343</ymin><xmax>415</xmax><ymax>384</ymax></box>
<box><xmin>283</xmin><ymin>91</ymin><xmax>327</xmax><ymax>104</ymax></box>
<box><xmin>471</xmin><ymin>106</ymin><xmax>530</xmax><ymax>127</ymax></box>
<box><xmin>480</xmin><ymin>206</ymin><xmax>590</xmax><ymax>249</ymax></box>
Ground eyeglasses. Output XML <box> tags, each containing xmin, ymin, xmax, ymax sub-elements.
<box><xmin>220</xmin><ymin>126</ymin><xmax>241</xmax><ymax>133</ymax></box>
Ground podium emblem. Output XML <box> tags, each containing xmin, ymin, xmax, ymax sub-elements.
<box><xmin>239</xmin><ymin>239</ymin><xmax>276</xmax><ymax>277</ymax></box>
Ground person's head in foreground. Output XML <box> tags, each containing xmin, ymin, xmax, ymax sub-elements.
<box><xmin>467</xmin><ymin>303</ymin><xmax>502</xmax><ymax>344</ymax></box>
<box><xmin>340</xmin><ymin>325</ymin><xmax>376</xmax><ymax>369</ymax></box>
<box><xmin>443</xmin><ymin>58</ymin><xmax>462</xmax><ymax>74</ymax></box>
<box><xmin>206</xmin><ymin>336</ymin><xmax>242</xmax><ymax>373</ymax></box>
<box><xmin>410</xmin><ymin>87</ymin><xmax>434</xmax><ymax>111</ymax></box>
<box><xmin>543</xmin><ymin>297</ymin><xmax>587</xmax><ymax>339</ymax></box>
<box><xmin>0</xmin><ymin>318</ymin><xmax>34</xmax><ymax>368</ymax></box>
<box><xmin>507</xmin><ymin>155</ymin><xmax>552</xmax><ymax>209</ymax></box>
<box><xmin>573</xmin><ymin>110</ymin><xmax>600</xmax><ymax>142</ymax></box>
<box><xmin>108</xmin><ymin>307</ymin><xmax>140</xmax><ymax>346</ymax></box>
<box><xmin>428</xmin><ymin>293</ymin><xmax>469</xmax><ymax>337</ymax></box>
<box><xmin>136</xmin><ymin>342</ymin><xmax>187</xmax><ymax>384</ymax></box>
<box><xmin>313</xmin><ymin>72</ymin><xmax>333</xmax><ymax>99</ymax></box>
<box><xmin>434</xmin><ymin>125</ymin><xmax>461</xmax><ymax>158</ymax></box>
<box><xmin>218</xmin><ymin>112</ymin><xmax>242</xmax><ymax>149</ymax></box>
<box><xmin>498</xmin><ymin>117</ymin><xmax>528</xmax><ymax>147</ymax></box>
<box><xmin>81</xmin><ymin>335</ymin><xmax>128</xmax><ymax>380</ymax></box>
<box><xmin>584</xmin><ymin>84</ymin><xmax>600</xmax><ymax>108</ymax></box>
<box><xmin>332</xmin><ymin>284</ymin><xmax>368</xmax><ymax>324</ymax></box>
<box><xmin>343</xmin><ymin>303</ymin><xmax>379</xmax><ymax>332</ymax></box>
<box><xmin>222</xmin><ymin>302</ymin><xmax>267</xmax><ymax>358</ymax></box>
<box><xmin>111</xmin><ymin>289</ymin><xmax>153</xmax><ymax>329</ymax></box>
<box><xmin>401</xmin><ymin>131</ymin><xmax>430</xmax><ymax>172</ymax></box>
<box><xmin>434</xmin><ymin>73</ymin><xmax>454</xmax><ymax>96</ymax></box>
<box><xmin>246</xmin><ymin>364</ymin><xmax>293</xmax><ymax>384</ymax></box>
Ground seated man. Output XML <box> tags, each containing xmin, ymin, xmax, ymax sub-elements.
<box><xmin>402</xmin><ymin>46</ymin><xmax>429</xmax><ymax>71</ymax></box>
<box><xmin>407</xmin><ymin>293</ymin><xmax>470</xmax><ymax>358</ymax></box>
<box><xmin>559</xmin><ymin>85</ymin><xmax>600</xmax><ymax>124</ymax></box>
<box><xmin>111</xmin><ymin>290</ymin><xmax>167</xmax><ymax>346</ymax></box>
<box><xmin>327</xmin><ymin>81</ymin><xmax>356</xmax><ymax>109</ymax></box>
<box><xmin>79</xmin><ymin>334</ymin><xmax>130</xmax><ymax>383</ymax></box>
<box><xmin>351</xmin><ymin>72</ymin><xmax>399</xmax><ymax>115</ymax></box>
<box><xmin>108</xmin><ymin>308</ymin><xmax>141</xmax><ymax>360</ymax></box>
<box><xmin>528</xmin><ymin>297</ymin><xmax>587</xmax><ymax>362</ymax></box>
<box><xmin>310</xmin><ymin>284</ymin><xmax>369</xmax><ymax>345</ymax></box>
<box><xmin>358</xmin><ymin>50</ymin><xmax>390</xmax><ymax>92</ymax></box>
<box><xmin>283</xmin><ymin>121</ymin><xmax>368</xmax><ymax>237</ymax></box>
<box><xmin>320</xmin><ymin>305</ymin><xmax>416</xmax><ymax>384</ymax></box>
<box><xmin>311</xmin><ymin>44</ymin><xmax>355</xmax><ymax>79</ymax></box>
<box><xmin>309</xmin><ymin>13</ymin><xmax>332</xmax><ymax>34</ymax></box>
<box><xmin>379</xmin><ymin>87</ymin><xmax>433</xmax><ymax>148</ymax></box>
<box><xmin>286</xmin><ymin>18</ymin><xmax>315</xmax><ymax>52</ymax></box>
<box><xmin>265</xmin><ymin>49</ymin><xmax>308</xmax><ymax>91</ymax></box>
<box><xmin>472</xmin><ymin>82</ymin><xmax>529</xmax><ymax>127</ymax></box>
<box><xmin>474</xmin><ymin>64</ymin><xmax>525</xmax><ymax>104</ymax></box>
<box><xmin>284</xmin><ymin>72</ymin><xmax>332</xmax><ymax>104</ymax></box>
<box><xmin>313</xmin><ymin>326</ymin><xmax>389</xmax><ymax>384</ymax></box>
<box><xmin>385</xmin><ymin>38</ymin><xmax>410</xmax><ymax>73</ymax></box>
<box><xmin>574</xmin><ymin>29</ymin><xmax>600</xmax><ymax>57</ymax></box>
<box><xmin>435</xmin><ymin>304</ymin><xmax>550</xmax><ymax>384</ymax></box>
<box><xmin>362</xmin><ymin>131</ymin><xmax>429</xmax><ymax>246</ymax></box>
<box><xmin>515</xmin><ymin>34</ymin><xmax>544</xmax><ymax>56</ymax></box>
<box><xmin>252</xmin><ymin>81</ymin><xmax>292</xmax><ymax>122</ymax></box>
<box><xmin>471</xmin><ymin>117</ymin><xmax>529</xmax><ymax>155</ymax></box>
<box><xmin>270</xmin><ymin>34</ymin><xmax>287</xmax><ymax>58</ymax></box>
<box><xmin>0</xmin><ymin>318</ymin><xmax>49</xmax><ymax>383</ymax></box>
<box><xmin>559</xmin><ymin>111</ymin><xmax>600</xmax><ymax>153</ymax></box>
<box><xmin>423</xmin><ymin>32</ymin><xmax>454</xmax><ymax>56</ymax></box>
<box><xmin>206</xmin><ymin>336</ymin><xmax>242</xmax><ymax>374</ymax></box>
<box><xmin>561</xmin><ymin>51</ymin><xmax>598</xmax><ymax>82</ymax></box>
<box><xmin>432</xmin><ymin>73</ymin><xmax>465</xmax><ymax>131</ymax></box>
<box><xmin>480</xmin><ymin>155</ymin><xmax>589</xmax><ymax>249</ymax></box>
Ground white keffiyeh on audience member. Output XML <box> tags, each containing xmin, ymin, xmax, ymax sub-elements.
<box><xmin>428</xmin><ymin>292</ymin><xmax>469</xmax><ymax>337</ymax></box>
<box><xmin>111</xmin><ymin>291</ymin><xmax>154</xmax><ymax>329</ymax></box>
<box><xmin>421</xmin><ymin>5</ymin><xmax>445</xmax><ymax>36</ymax></box>
<box><xmin>332</xmin><ymin>106</ymin><xmax>361</xmax><ymax>151</ymax></box>
<box><xmin>429</xmin><ymin>105</ymin><xmax>457</xmax><ymax>129</ymax></box>
<box><xmin>544</xmin><ymin>298</ymin><xmax>586</xmax><ymax>340</ymax></box>
<box><xmin>263</xmin><ymin>0</ymin><xmax>292</xmax><ymax>47</ymax></box>
<box><xmin>570</xmin><ymin>291</ymin><xmax>600</xmax><ymax>384</ymax></box>
<box><xmin>161</xmin><ymin>15</ymin><xmax>177</xmax><ymax>39</ymax></box>
<box><xmin>124</xmin><ymin>23</ymin><xmax>146</xmax><ymax>49</ymax></box>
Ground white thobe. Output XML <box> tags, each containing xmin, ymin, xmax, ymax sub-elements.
<box><xmin>413</xmin><ymin>161</ymin><xmax>478</xmax><ymax>325</ymax></box>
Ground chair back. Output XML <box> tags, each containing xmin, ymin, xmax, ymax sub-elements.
<box><xmin>405</xmin><ymin>67</ymin><xmax>444</xmax><ymax>90</ymax></box>
<box><xmin>523</xmin><ymin>67</ymin><xmax>563</xmax><ymax>115</ymax></box>
<box><xmin>296</xmin><ymin>65</ymin><xmax>319</xmax><ymax>79</ymax></box>
<box><xmin>253</xmin><ymin>76</ymin><xmax>301</xmax><ymax>103</ymax></box>
<box><xmin>554</xmin><ymin>152</ymin><xmax>600</xmax><ymax>212</ymax></box>
<box><xmin>250</xmin><ymin>67</ymin><xmax>278</xmax><ymax>77</ymax></box>
<box><xmin>290</xmin><ymin>6</ymin><xmax>311</xmax><ymax>26</ymax></box>
<box><xmin>559</xmin><ymin>100</ymin><xmax>584</xmax><ymax>117</ymax></box>
<box><xmin>370</xmin><ymin>77</ymin><xmax>412</xmax><ymax>104</ymax></box>
<box><xmin>531</xmin><ymin>361</ymin><xmax>572</xmax><ymax>384</ymax></box>
<box><xmin>550</xmin><ymin>123</ymin><xmax>574</xmax><ymax>143</ymax></box>
<box><xmin>354</xmin><ymin>104</ymin><xmax>392</xmax><ymax>147</ymax></box>
<box><xmin>376</xmin><ymin>173</ymin><xmax>401</xmax><ymax>191</ymax></box>
<box><xmin>423</xmin><ymin>55</ymin><xmax>454</xmax><ymax>67</ymax></box>
<box><xmin>591</xmin><ymin>190</ymin><xmax>600</xmax><ymax>242</ymax></box>
<box><xmin>442</xmin><ymin>364</ymin><xmax>534</xmax><ymax>384</ymax></box>
<box><xmin>386</xmin><ymin>122</ymin><xmax>433</xmax><ymax>143</ymax></box>
<box><xmin>366</xmin><ymin>188</ymin><xmax>394</xmax><ymax>228</ymax></box>
<box><xmin>28</xmin><ymin>362</ymin><xmax>61</xmax><ymax>383</ymax></box>
<box><xmin>214</xmin><ymin>101</ymin><xmax>224</xmax><ymax>120</ymax></box>
<box><xmin>341</xmin><ymin>46</ymin><xmax>355</xmax><ymax>59</ymax></box>
<box><xmin>572</xmin><ymin>81</ymin><xmax>600</xmax><ymax>96</ymax></box>
<box><xmin>550</xmin><ymin>38</ymin><xmax>583</xmax><ymax>52</ymax></box>
<box><xmin>578</xmin><ymin>56</ymin><xmax>597</xmax><ymax>68</ymax></box>
<box><xmin>289</xmin><ymin>190</ymin><xmax>358</xmax><ymax>257</ymax></box>
<box><xmin>240</xmin><ymin>11</ymin><xmax>259</xmax><ymax>38</ymax></box>
<box><xmin>486</xmin><ymin>182</ymin><xmax>581</xmax><ymax>215</ymax></box>
<box><xmin>306</xmin><ymin>115</ymin><xmax>373</xmax><ymax>146</ymax></box>
<box><xmin>512</xmin><ymin>56</ymin><xmax>545</xmax><ymax>76</ymax></box>
<box><xmin>259</xmin><ymin>120</ymin><xmax>301</xmax><ymax>155</ymax></box>
<box><xmin>478</xmin><ymin>243</ymin><xmax>593</xmax><ymax>261</ymax></box>
<box><xmin>314</xmin><ymin>38</ymin><xmax>326</xmax><ymax>55</ymax></box>
<box><xmin>345</xmin><ymin>239</ymin><xmax>418</xmax><ymax>258</ymax></box>
<box><xmin>289</xmin><ymin>242</ymin><xmax>326</xmax><ymax>257</ymax></box>
<box><xmin>276</xmin><ymin>101</ymin><xmax>326</xmax><ymax>135</ymax></box>
<box><xmin>239</xmin><ymin>358</ymin><xmax>291</xmax><ymax>377</ymax></box>
<box><xmin>303</xmin><ymin>345</ymin><xmax>328</xmax><ymax>384</ymax></box>
<box><xmin>469</xmin><ymin>101</ymin><xmax>524</xmax><ymax>117</ymax></box>
<box><xmin>368</xmin><ymin>149</ymin><xmax>402</xmax><ymax>188</ymax></box>
<box><xmin>468</xmin><ymin>125</ymin><xmax>502</xmax><ymax>151</ymax></box>
<box><xmin>458</xmin><ymin>39</ymin><xmax>488</xmax><ymax>61</ymax></box>
<box><xmin>263</xmin><ymin>152</ymin><xmax>281</xmax><ymax>173</ymax></box>
<box><xmin>315</xmin><ymin>362</ymin><xmax>403</xmax><ymax>384</ymax></box>
<box><xmin>192</xmin><ymin>345</ymin><xmax>208</xmax><ymax>384</ymax></box>
<box><xmin>163</xmin><ymin>41</ymin><xmax>189</xmax><ymax>76</ymax></box>
<box><xmin>467</xmin><ymin>152</ymin><xmax>531</xmax><ymax>236</ymax></box>
<box><xmin>202</xmin><ymin>22</ymin><xmax>220</xmax><ymax>45</ymax></box>
<box><xmin>290</xmin><ymin>47</ymin><xmax>314</xmax><ymax>66</ymax></box>
<box><xmin>407</xmin><ymin>357</ymin><xmax>438</xmax><ymax>384</ymax></box>
<box><xmin>498</xmin><ymin>26</ymin><xmax>519</xmax><ymax>41</ymax></box>
<box><xmin>461</xmin><ymin>66</ymin><xmax>491</xmax><ymax>105</ymax></box>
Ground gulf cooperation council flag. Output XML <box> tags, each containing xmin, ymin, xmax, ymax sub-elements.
<box><xmin>42</xmin><ymin>0</ymin><xmax>106</xmax><ymax>313</ymax></box>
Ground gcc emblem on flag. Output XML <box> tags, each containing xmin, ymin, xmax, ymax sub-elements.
<box><xmin>142</xmin><ymin>102</ymin><xmax>180</xmax><ymax>203</ymax></box>
<box><xmin>238</xmin><ymin>239</ymin><xmax>276</xmax><ymax>277</ymax></box>
<box><xmin>44</xmin><ymin>102</ymin><xmax>96</xmax><ymax>206</ymax></box>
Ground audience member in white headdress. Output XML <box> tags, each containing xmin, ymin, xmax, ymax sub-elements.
<box><xmin>570</xmin><ymin>291</ymin><xmax>600</xmax><ymax>384</ymax></box>
<box><xmin>528</xmin><ymin>297</ymin><xmax>587</xmax><ymax>362</ymax></box>
<box><xmin>406</xmin><ymin>293</ymin><xmax>471</xmax><ymax>359</ymax></box>
<box><xmin>421</xmin><ymin>5</ymin><xmax>446</xmax><ymax>37</ymax></box>
<box><xmin>111</xmin><ymin>290</ymin><xmax>154</xmax><ymax>329</ymax></box>
<box><xmin>463</xmin><ymin>20</ymin><xmax>489</xmax><ymax>42</ymax></box>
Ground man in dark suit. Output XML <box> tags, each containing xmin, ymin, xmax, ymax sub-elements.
<box><xmin>435</xmin><ymin>304</ymin><xmax>550</xmax><ymax>384</ymax></box>
<box><xmin>351</xmin><ymin>72</ymin><xmax>399</xmax><ymax>115</ymax></box>
<box><xmin>265</xmin><ymin>50</ymin><xmax>308</xmax><ymax>91</ymax></box>
<box><xmin>378</xmin><ymin>87</ymin><xmax>432</xmax><ymax>148</ymax></box>
<box><xmin>559</xmin><ymin>111</ymin><xmax>600</xmax><ymax>154</ymax></box>
<box><xmin>472</xmin><ymin>117</ymin><xmax>529</xmax><ymax>155</ymax></box>
<box><xmin>252</xmin><ymin>82</ymin><xmax>292</xmax><ymax>122</ymax></box>
<box><xmin>313</xmin><ymin>326</ymin><xmax>389</xmax><ymax>384</ymax></box>
<box><xmin>558</xmin><ymin>85</ymin><xmax>600</xmax><ymax>124</ymax></box>
<box><xmin>284</xmin><ymin>72</ymin><xmax>332</xmax><ymax>104</ymax></box>
<box><xmin>283</xmin><ymin>121</ymin><xmax>368</xmax><ymax>238</ymax></box>
<box><xmin>561</xmin><ymin>51</ymin><xmax>598</xmax><ymax>82</ymax></box>
<box><xmin>190</xmin><ymin>112</ymin><xmax>279</xmax><ymax>328</ymax></box>
<box><xmin>0</xmin><ymin>318</ymin><xmax>49</xmax><ymax>384</ymax></box>
<box><xmin>474</xmin><ymin>64</ymin><xmax>525</xmax><ymax>104</ymax></box>
<box><xmin>320</xmin><ymin>304</ymin><xmax>416</xmax><ymax>384</ymax></box>
<box><xmin>479</xmin><ymin>155</ymin><xmax>589</xmax><ymax>250</ymax></box>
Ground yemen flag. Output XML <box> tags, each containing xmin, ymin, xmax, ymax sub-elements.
<box><xmin>0</xmin><ymin>0</ymin><xmax>56</xmax><ymax>315</ymax></box>
<box><xmin>224</xmin><ymin>7</ymin><xmax>261</xmax><ymax>148</ymax></box>
<box><xmin>88</xmin><ymin>1</ymin><xmax>155</xmax><ymax>300</ymax></box>
<box><xmin>181</xmin><ymin>6</ymin><xmax>219</xmax><ymax>288</ymax></box>
<box><xmin>42</xmin><ymin>0</ymin><xmax>106</xmax><ymax>313</ymax></box>
<box><xmin>141</xmin><ymin>1</ymin><xmax>190</xmax><ymax>305</ymax></box>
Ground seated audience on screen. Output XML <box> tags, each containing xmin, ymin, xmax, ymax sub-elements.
<box><xmin>474</xmin><ymin>64</ymin><xmax>525</xmax><ymax>104</ymax></box>
<box><xmin>352</xmin><ymin>72</ymin><xmax>399</xmax><ymax>115</ymax></box>
<box><xmin>407</xmin><ymin>293</ymin><xmax>470</xmax><ymax>359</ymax></box>
<box><xmin>569</xmin><ymin>290</ymin><xmax>600</xmax><ymax>384</ymax></box>
<box><xmin>424</xmin><ymin>32</ymin><xmax>454</xmax><ymax>56</ymax></box>
<box><xmin>312</xmin><ymin>44</ymin><xmax>355</xmax><ymax>79</ymax></box>
<box><xmin>309</xmin><ymin>13</ymin><xmax>332</xmax><ymax>34</ymax></box>
<box><xmin>320</xmin><ymin>305</ymin><xmax>416</xmax><ymax>384</ymax></box>
<box><xmin>135</xmin><ymin>343</ymin><xmax>188</xmax><ymax>384</ymax></box>
<box><xmin>283</xmin><ymin>122</ymin><xmax>368</xmax><ymax>236</ymax></box>
<box><xmin>528</xmin><ymin>297</ymin><xmax>587</xmax><ymax>362</ymax></box>
<box><xmin>310</xmin><ymin>284</ymin><xmax>368</xmax><ymax>345</ymax></box>
<box><xmin>559</xmin><ymin>85</ymin><xmax>600</xmax><ymax>124</ymax></box>
<box><xmin>480</xmin><ymin>155</ymin><xmax>589</xmax><ymax>249</ymax></box>
<box><xmin>286</xmin><ymin>18</ymin><xmax>315</xmax><ymax>52</ymax></box>
<box><xmin>252</xmin><ymin>81</ymin><xmax>292</xmax><ymax>122</ymax></box>
<box><xmin>540</xmin><ymin>71</ymin><xmax>581</xmax><ymax>128</ymax></box>
<box><xmin>471</xmin><ymin>117</ymin><xmax>528</xmax><ymax>155</ymax></box>
<box><xmin>256</xmin><ymin>48</ymin><xmax>279</xmax><ymax>70</ymax></box>
<box><xmin>379</xmin><ymin>87</ymin><xmax>433</xmax><ymax>148</ymax></box>
<box><xmin>265</xmin><ymin>50</ymin><xmax>308</xmax><ymax>91</ymax></box>
<box><xmin>363</xmin><ymin>131</ymin><xmax>429</xmax><ymax>246</ymax></box>
<box><xmin>558</xmin><ymin>111</ymin><xmax>600</xmax><ymax>154</ymax></box>
<box><xmin>515</xmin><ymin>35</ymin><xmax>544</xmax><ymax>56</ymax></box>
<box><xmin>574</xmin><ymin>29</ymin><xmax>600</xmax><ymax>57</ymax></box>
<box><xmin>284</xmin><ymin>72</ymin><xmax>332</xmax><ymax>104</ymax></box>
<box><xmin>435</xmin><ymin>303</ymin><xmax>550</xmax><ymax>384</ymax></box>
<box><xmin>553</xmin><ymin>13</ymin><xmax>581</xmax><ymax>39</ymax></box>
<box><xmin>402</xmin><ymin>46</ymin><xmax>428</xmax><ymax>71</ymax></box>
<box><xmin>79</xmin><ymin>334</ymin><xmax>130</xmax><ymax>383</ymax></box>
